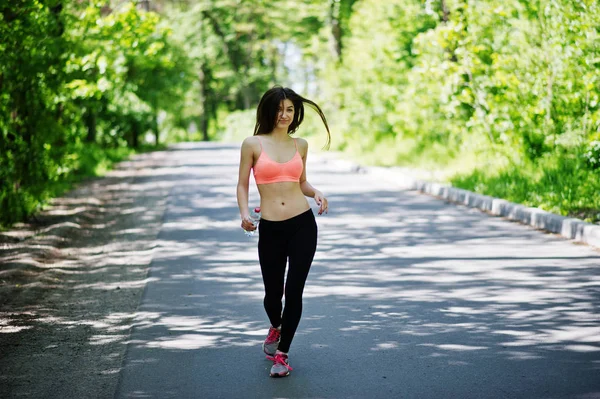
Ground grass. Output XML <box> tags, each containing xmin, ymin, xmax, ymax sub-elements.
<box><xmin>338</xmin><ymin>135</ymin><xmax>600</xmax><ymax>224</ymax></box>
<box><xmin>451</xmin><ymin>156</ymin><xmax>600</xmax><ymax>223</ymax></box>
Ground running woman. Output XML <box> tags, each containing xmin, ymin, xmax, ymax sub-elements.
<box><xmin>236</xmin><ymin>86</ymin><xmax>331</xmax><ymax>377</ymax></box>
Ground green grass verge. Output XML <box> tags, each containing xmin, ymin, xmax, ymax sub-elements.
<box><xmin>45</xmin><ymin>142</ymin><xmax>167</xmax><ymax>203</ymax></box>
<box><xmin>450</xmin><ymin>156</ymin><xmax>600</xmax><ymax>224</ymax></box>
<box><xmin>335</xmin><ymin>136</ymin><xmax>600</xmax><ymax>224</ymax></box>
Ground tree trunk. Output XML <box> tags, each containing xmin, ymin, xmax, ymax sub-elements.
<box><xmin>329</xmin><ymin>0</ymin><xmax>342</xmax><ymax>59</ymax></box>
<box><xmin>131</xmin><ymin>120</ymin><xmax>140</xmax><ymax>149</ymax></box>
<box><xmin>200</xmin><ymin>111</ymin><xmax>209</xmax><ymax>142</ymax></box>
<box><xmin>85</xmin><ymin>109</ymin><xmax>96</xmax><ymax>143</ymax></box>
<box><xmin>138</xmin><ymin>0</ymin><xmax>150</xmax><ymax>12</ymax></box>
<box><xmin>241</xmin><ymin>86</ymin><xmax>251</xmax><ymax>110</ymax></box>
<box><xmin>199</xmin><ymin>64</ymin><xmax>211</xmax><ymax>141</ymax></box>
<box><xmin>440</xmin><ymin>0</ymin><xmax>450</xmax><ymax>23</ymax></box>
<box><xmin>153</xmin><ymin>113</ymin><xmax>159</xmax><ymax>146</ymax></box>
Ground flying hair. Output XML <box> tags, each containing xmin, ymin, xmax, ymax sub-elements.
<box><xmin>253</xmin><ymin>86</ymin><xmax>331</xmax><ymax>150</ymax></box>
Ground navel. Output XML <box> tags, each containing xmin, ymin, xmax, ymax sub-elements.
<box><xmin>281</xmin><ymin>202</ymin><xmax>285</xmax><ymax>206</ymax></box>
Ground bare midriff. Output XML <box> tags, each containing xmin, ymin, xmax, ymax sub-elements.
<box><xmin>257</xmin><ymin>181</ymin><xmax>310</xmax><ymax>221</ymax></box>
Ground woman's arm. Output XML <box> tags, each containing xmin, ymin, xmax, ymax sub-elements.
<box><xmin>298</xmin><ymin>138</ymin><xmax>328</xmax><ymax>215</ymax></box>
<box><xmin>237</xmin><ymin>137</ymin><xmax>258</xmax><ymax>230</ymax></box>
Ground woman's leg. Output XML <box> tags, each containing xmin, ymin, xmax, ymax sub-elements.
<box><xmin>278</xmin><ymin>212</ymin><xmax>318</xmax><ymax>353</ymax></box>
<box><xmin>258</xmin><ymin>223</ymin><xmax>288</xmax><ymax>329</ymax></box>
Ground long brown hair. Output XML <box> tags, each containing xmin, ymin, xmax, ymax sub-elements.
<box><xmin>253</xmin><ymin>86</ymin><xmax>331</xmax><ymax>150</ymax></box>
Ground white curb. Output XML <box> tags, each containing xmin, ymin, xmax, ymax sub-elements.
<box><xmin>368</xmin><ymin>166</ymin><xmax>600</xmax><ymax>250</ymax></box>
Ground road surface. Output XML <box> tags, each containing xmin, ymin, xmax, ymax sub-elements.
<box><xmin>114</xmin><ymin>142</ymin><xmax>600</xmax><ymax>399</ymax></box>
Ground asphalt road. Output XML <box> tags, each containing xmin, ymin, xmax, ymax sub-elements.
<box><xmin>114</xmin><ymin>142</ymin><xmax>600</xmax><ymax>399</ymax></box>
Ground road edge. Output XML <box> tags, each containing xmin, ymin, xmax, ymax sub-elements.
<box><xmin>363</xmin><ymin>165</ymin><xmax>600</xmax><ymax>250</ymax></box>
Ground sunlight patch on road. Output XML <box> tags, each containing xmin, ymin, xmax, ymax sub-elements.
<box><xmin>0</xmin><ymin>325</ymin><xmax>33</xmax><ymax>333</ymax></box>
<box><xmin>563</xmin><ymin>345</ymin><xmax>600</xmax><ymax>352</ymax></box>
<box><xmin>73</xmin><ymin>277</ymin><xmax>159</xmax><ymax>290</ymax></box>
<box><xmin>127</xmin><ymin>313</ymin><xmax>268</xmax><ymax>350</ymax></box>
<box><xmin>420</xmin><ymin>344</ymin><xmax>488</xmax><ymax>351</ymax></box>
<box><xmin>504</xmin><ymin>351</ymin><xmax>544</xmax><ymax>360</ymax></box>
<box><xmin>90</xmin><ymin>334</ymin><xmax>128</xmax><ymax>345</ymax></box>
<box><xmin>371</xmin><ymin>341</ymin><xmax>399</xmax><ymax>350</ymax></box>
<box><xmin>145</xmin><ymin>333</ymin><xmax>219</xmax><ymax>350</ymax></box>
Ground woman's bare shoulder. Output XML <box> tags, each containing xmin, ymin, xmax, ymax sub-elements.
<box><xmin>294</xmin><ymin>136</ymin><xmax>308</xmax><ymax>146</ymax></box>
<box><xmin>241</xmin><ymin>135</ymin><xmax>260</xmax><ymax>148</ymax></box>
<box><xmin>295</xmin><ymin>137</ymin><xmax>309</xmax><ymax>153</ymax></box>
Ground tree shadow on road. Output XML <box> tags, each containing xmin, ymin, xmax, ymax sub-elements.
<box><xmin>115</xmin><ymin>147</ymin><xmax>600</xmax><ymax>398</ymax></box>
<box><xmin>2</xmin><ymin>142</ymin><xmax>599</xmax><ymax>399</ymax></box>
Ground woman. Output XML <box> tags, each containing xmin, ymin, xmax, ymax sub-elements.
<box><xmin>236</xmin><ymin>86</ymin><xmax>331</xmax><ymax>378</ymax></box>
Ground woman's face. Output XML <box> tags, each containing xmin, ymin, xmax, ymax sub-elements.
<box><xmin>276</xmin><ymin>99</ymin><xmax>295</xmax><ymax>128</ymax></box>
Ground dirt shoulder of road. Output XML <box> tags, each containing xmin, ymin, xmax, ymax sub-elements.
<box><xmin>0</xmin><ymin>149</ymin><xmax>175</xmax><ymax>398</ymax></box>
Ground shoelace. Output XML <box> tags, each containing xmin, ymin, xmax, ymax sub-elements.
<box><xmin>266</xmin><ymin>354</ymin><xmax>293</xmax><ymax>371</ymax></box>
<box><xmin>265</xmin><ymin>328</ymin><xmax>280</xmax><ymax>343</ymax></box>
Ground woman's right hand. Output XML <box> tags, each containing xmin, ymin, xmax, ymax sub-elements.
<box><xmin>241</xmin><ymin>215</ymin><xmax>257</xmax><ymax>232</ymax></box>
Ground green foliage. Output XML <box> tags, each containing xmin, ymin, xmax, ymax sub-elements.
<box><xmin>64</xmin><ymin>2</ymin><xmax>192</xmax><ymax>146</ymax></box>
<box><xmin>0</xmin><ymin>0</ymin><xmax>334</xmax><ymax>227</ymax></box>
<box><xmin>1</xmin><ymin>0</ymin><xmax>68</xmax><ymax>224</ymax></box>
<box><xmin>584</xmin><ymin>141</ymin><xmax>600</xmax><ymax>170</ymax></box>
<box><xmin>310</xmin><ymin>0</ymin><xmax>600</xmax><ymax>222</ymax></box>
<box><xmin>0</xmin><ymin>1</ymin><xmax>192</xmax><ymax>226</ymax></box>
<box><xmin>165</xmin><ymin>0</ymin><xmax>330</xmax><ymax>141</ymax></box>
<box><xmin>217</xmin><ymin>110</ymin><xmax>256</xmax><ymax>144</ymax></box>
<box><xmin>3</xmin><ymin>0</ymin><xmax>599</xmax><ymax>226</ymax></box>
<box><xmin>38</xmin><ymin>143</ymin><xmax>135</xmax><ymax>206</ymax></box>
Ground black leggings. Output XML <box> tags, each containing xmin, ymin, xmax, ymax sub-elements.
<box><xmin>258</xmin><ymin>209</ymin><xmax>317</xmax><ymax>353</ymax></box>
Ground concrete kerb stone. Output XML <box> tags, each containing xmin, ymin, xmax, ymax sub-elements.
<box><xmin>362</xmin><ymin>165</ymin><xmax>600</xmax><ymax>250</ymax></box>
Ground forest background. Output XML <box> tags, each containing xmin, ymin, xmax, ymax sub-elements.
<box><xmin>1</xmin><ymin>0</ymin><xmax>599</xmax><ymax>227</ymax></box>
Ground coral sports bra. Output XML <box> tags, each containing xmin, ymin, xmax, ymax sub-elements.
<box><xmin>253</xmin><ymin>137</ymin><xmax>303</xmax><ymax>184</ymax></box>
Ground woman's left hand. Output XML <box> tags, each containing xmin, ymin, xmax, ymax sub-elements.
<box><xmin>314</xmin><ymin>191</ymin><xmax>328</xmax><ymax>215</ymax></box>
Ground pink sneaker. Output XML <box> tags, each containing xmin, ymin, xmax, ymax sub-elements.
<box><xmin>266</xmin><ymin>352</ymin><xmax>293</xmax><ymax>378</ymax></box>
<box><xmin>262</xmin><ymin>326</ymin><xmax>280</xmax><ymax>356</ymax></box>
